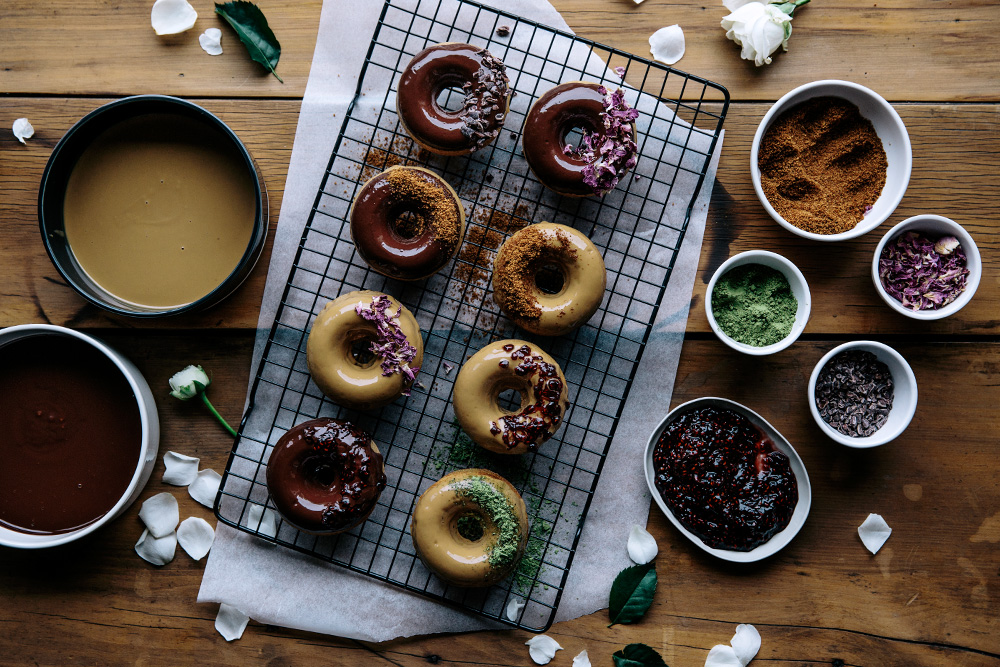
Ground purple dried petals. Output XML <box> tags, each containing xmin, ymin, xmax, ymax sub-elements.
<box><xmin>878</xmin><ymin>231</ymin><xmax>969</xmax><ymax>311</ymax></box>
<box><xmin>562</xmin><ymin>86</ymin><xmax>639</xmax><ymax>196</ymax></box>
<box><xmin>355</xmin><ymin>295</ymin><xmax>421</xmax><ymax>391</ymax></box>
<box><xmin>614</xmin><ymin>66</ymin><xmax>626</xmax><ymax>78</ymax></box>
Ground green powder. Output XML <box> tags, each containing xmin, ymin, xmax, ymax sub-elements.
<box><xmin>455</xmin><ymin>476</ymin><xmax>522</xmax><ymax>569</ymax></box>
<box><xmin>711</xmin><ymin>263</ymin><xmax>798</xmax><ymax>347</ymax></box>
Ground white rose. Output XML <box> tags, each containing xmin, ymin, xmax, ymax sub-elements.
<box><xmin>721</xmin><ymin>2</ymin><xmax>793</xmax><ymax>66</ymax></box>
<box><xmin>168</xmin><ymin>364</ymin><xmax>210</xmax><ymax>400</ymax></box>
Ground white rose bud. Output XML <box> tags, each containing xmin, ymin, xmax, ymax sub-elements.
<box><xmin>169</xmin><ymin>364</ymin><xmax>210</xmax><ymax>400</ymax></box>
<box><xmin>721</xmin><ymin>1</ymin><xmax>795</xmax><ymax>66</ymax></box>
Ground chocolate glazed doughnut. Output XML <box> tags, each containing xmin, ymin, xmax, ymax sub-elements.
<box><xmin>350</xmin><ymin>166</ymin><xmax>465</xmax><ymax>280</ymax></box>
<box><xmin>522</xmin><ymin>82</ymin><xmax>639</xmax><ymax>197</ymax></box>
<box><xmin>396</xmin><ymin>43</ymin><xmax>512</xmax><ymax>156</ymax></box>
<box><xmin>266</xmin><ymin>418</ymin><xmax>387</xmax><ymax>535</ymax></box>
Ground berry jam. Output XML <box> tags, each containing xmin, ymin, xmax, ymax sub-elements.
<box><xmin>652</xmin><ymin>406</ymin><xmax>797</xmax><ymax>551</ymax></box>
<box><xmin>488</xmin><ymin>344</ymin><xmax>565</xmax><ymax>451</ymax></box>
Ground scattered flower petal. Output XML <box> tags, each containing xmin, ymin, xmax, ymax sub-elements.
<box><xmin>13</xmin><ymin>118</ymin><xmax>34</xmax><ymax>144</ymax></box>
<box><xmin>355</xmin><ymin>295</ymin><xmax>420</xmax><ymax>393</ymax></box>
<box><xmin>614</xmin><ymin>65</ymin><xmax>626</xmax><ymax>78</ymax></box>
<box><xmin>633</xmin><ymin>0</ymin><xmax>647</xmax><ymax>4</ymax></box>
<box><xmin>649</xmin><ymin>25</ymin><xmax>686</xmax><ymax>65</ymax></box>
<box><xmin>244</xmin><ymin>504</ymin><xmax>278</xmax><ymax>539</ymax></box>
<box><xmin>573</xmin><ymin>649</ymin><xmax>592</xmax><ymax>667</ymax></box>
<box><xmin>151</xmin><ymin>0</ymin><xmax>198</xmax><ymax>35</ymax></box>
<box><xmin>215</xmin><ymin>603</ymin><xmax>250</xmax><ymax>641</ymax></box>
<box><xmin>177</xmin><ymin>517</ymin><xmax>215</xmax><ymax>560</ymax></box>
<box><xmin>562</xmin><ymin>86</ymin><xmax>639</xmax><ymax>196</ymax></box>
<box><xmin>526</xmin><ymin>634</ymin><xmax>563</xmax><ymax>665</ymax></box>
<box><xmin>135</xmin><ymin>528</ymin><xmax>177</xmax><ymax>566</ymax></box>
<box><xmin>505</xmin><ymin>597</ymin><xmax>525</xmax><ymax>621</ymax></box>
<box><xmin>199</xmin><ymin>27</ymin><xmax>223</xmax><ymax>55</ymax></box>
<box><xmin>442</xmin><ymin>361</ymin><xmax>454</xmax><ymax>374</ymax></box>
<box><xmin>627</xmin><ymin>524</ymin><xmax>658</xmax><ymax>564</ymax></box>
<box><xmin>731</xmin><ymin>624</ymin><xmax>761</xmax><ymax>665</ymax></box>
<box><xmin>169</xmin><ymin>364</ymin><xmax>210</xmax><ymax>400</ymax></box>
<box><xmin>189</xmin><ymin>469</ymin><xmax>222</xmax><ymax>508</ymax></box>
<box><xmin>858</xmin><ymin>513</ymin><xmax>892</xmax><ymax>554</ymax></box>
<box><xmin>162</xmin><ymin>451</ymin><xmax>200</xmax><ymax>486</ymax></box>
<box><xmin>139</xmin><ymin>492</ymin><xmax>180</xmax><ymax>538</ymax></box>
<box><xmin>705</xmin><ymin>644</ymin><xmax>743</xmax><ymax>667</ymax></box>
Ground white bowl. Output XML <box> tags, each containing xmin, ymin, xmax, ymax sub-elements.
<box><xmin>808</xmin><ymin>340</ymin><xmax>917</xmax><ymax>448</ymax></box>
<box><xmin>871</xmin><ymin>214</ymin><xmax>982</xmax><ymax>320</ymax></box>
<box><xmin>0</xmin><ymin>324</ymin><xmax>160</xmax><ymax>548</ymax></box>
<box><xmin>751</xmin><ymin>80</ymin><xmax>912</xmax><ymax>242</ymax></box>
<box><xmin>644</xmin><ymin>397</ymin><xmax>811</xmax><ymax>563</ymax></box>
<box><xmin>706</xmin><ymin>250</ymin><xmax>811</xmax><ymax>356</ymax></box>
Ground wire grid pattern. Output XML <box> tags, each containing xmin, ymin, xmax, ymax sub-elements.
<box><xmin>215</xmin><ymin>0</ymin><xmax>727</xmax><ymax>633</ymax></box>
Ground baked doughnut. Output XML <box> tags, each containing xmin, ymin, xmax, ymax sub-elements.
<box><xmin>493</xmin><ymin>222</ymin><xmax>607</xmax><ymax>336</ymax></box>
<box><xmin>410</xmin><ymin>468</ymin><xmax>528</xmax><ymax>587</ymax></box>
<box><xmin>266</xmin><ymin>418</ymin><xmax>387</xmax><ymax>535</ymax></box>
<box><xmin>306</xmin><ymin>290</ymin><xmax>423</xmax><ymax>411</ymax></box>
<box><xmin>350</xmin><ymin>166</ymin><xmax>465</xmax><ymax>281</ymax></box>
<box><xmin>453</xmin><ymin>340</ymin><xmax>569</xmax><ymax>455</ymax></box>
<box><xmin>396</xmin><ymin>43</ymin><xmax>512</xmax><ymax>155</ymax></box>
<box><xmin>522</xmin><ymin>82</ymin><xmax>639</xmax><ymax>197</ymax></box>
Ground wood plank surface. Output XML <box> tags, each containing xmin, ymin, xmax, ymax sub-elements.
<box><xmin>1</xmin><ymin>336</ymin><xmax>997</xmax><ymax>665</ymax></box>
<box><xmin>1</xmin><ymin>98</ymin><xmax>997</xmax><ymax>334</ymax></box>
<box><xmin>2</xmin><ymin>0</ymin><xmax>997</xmax><ymax>101</ymax></box>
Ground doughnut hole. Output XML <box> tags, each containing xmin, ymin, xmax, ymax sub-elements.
<box><xmin>434</xmin><ymin>82</ymin><xmax>467</xmax><ymax>113</ymax></box>
<box><xmin>301</xmin><ymin>454</ymin><xmax>341</xmax><ymax>490</ymax></box>
<box><xmin>346</xmin><ymin>330</ymin><xmax>378</xmax><ymax>368</ymax></box>
<box><xmin>389</xmin><ymin>207</ymin><xmax>427</xmax><ymax>239</ymax></box>
<box><xmin>455</xmin><ymin>512</ymin><xmax>485</xmax><ymax>541</ymax></box>
<box><xmin>533</xmin><ymin>260</ymin><xmax>566</xmax><ymax>295</ymax></box>
<box><xmin>496</xmin><ymin>388</ymin><xmax>524</xmax><ymax>414</ymax></box>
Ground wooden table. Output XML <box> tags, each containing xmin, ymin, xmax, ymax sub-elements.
<box><xmin>2</xmin><ymin>1</ymin><xmax>997</xmax><ymax>664</ymax></box>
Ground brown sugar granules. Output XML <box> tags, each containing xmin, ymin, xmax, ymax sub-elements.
<box><xmin>493</xmin><ymin>227</ymin><xmax>577</xmax><ymax>322</ymax></box>
<box><xmin>385</xmin><ymin>168</ymin><xmax>461</xmax><ymax>251</ymax></box>
<box><xmin>758</xmin><ymin>97</ymin><xmax>888</xmax><ymax>235</ymax></box>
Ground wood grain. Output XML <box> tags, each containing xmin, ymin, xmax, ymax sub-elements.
<box><xmin>1</xmin><ymin>336</ymin><xmax>997</xmax><ymax>665</ymax></box>
<box><xmin>2</xmin><ymin>99</ymin><xmax>996</xmax><ymax>334</ymax></box>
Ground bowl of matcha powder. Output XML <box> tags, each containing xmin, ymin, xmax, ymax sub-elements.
<box><xmin>706</xmin><ymin>250</ymin><xmax>811</xmax><ymax>355</ymax></box>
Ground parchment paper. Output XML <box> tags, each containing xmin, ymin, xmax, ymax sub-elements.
<box><xmin>199</xmin><ymin>0</ymin><xmax>724</xmax><ymax>641</ymax></box>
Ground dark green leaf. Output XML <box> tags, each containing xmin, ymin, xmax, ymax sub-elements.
<box><xmin>612</xmin><ymin>643</ymin><xmax>670</xmax><ymax>667</ymax></box>
<box><xmin>215</xmin><ymin>1</ymin><xmax>283</xmax><ymax>82</ymax></box>
<box><xmin>608</xmin><ymin>562</ymin><xmax>657</xmax><ymax>626</ymax></box>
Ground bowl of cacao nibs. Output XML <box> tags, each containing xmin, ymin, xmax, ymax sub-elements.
<box><xmin>808</xmin><ymin>341</ymin><xmax>918</xmax><ymax>448</ymax></box>
<box><xmin>872</xmin><ymin>214</ymin><xmax>982</xmax><ymax>321</ymax></box>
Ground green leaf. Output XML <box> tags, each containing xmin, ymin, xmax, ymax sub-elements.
<box><xmin>612</xmin><ymin>643</ymin><xmax>670</xmax><ymax>667</ymax></box>
<box><xmin>608</xmin><ymin>562</ymin><xmax>657</xmax><ymax>626</ymax></box>
<box><xmin>215</xmin><ymin>1</ymin><xmax>283</xmax><ymax>82</ymax></box>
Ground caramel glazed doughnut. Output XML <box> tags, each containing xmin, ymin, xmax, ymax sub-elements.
<box><xmin>493</xmin><ymin>222</ymin><xmax>607</xmax><ymax>336</ymax></box>
<box><xmin>522</xmin><ymin>81</ymin><xmax>639</xmax><ymax>197</ymax></box>
<box><xmin>453</xmin><ymin>340</ymin><xmax>569</xmax><ymax>455</ymax></box>
<box><xmin>396</xmin><ymin>42</ymin><xmax>512</xmax><ymax>156</ymax></box>
<box><xmin>266</xmin><ymin>418</ymin><xmax>387</xmax><ymax>535</ymax></box>
<box><xmin>410</xmin><ymin>468</ymin><xmax>528</xmax><ymax>587</ymax></box>
<box><xmin>306</xmin><ymin>290</ymin><xmax>423</xmax><ymax>411</ymax></box>
<box><xmin>350</xmin><ymin>165</ymin><xmax>465</xmax><ymax>281</ymax></box>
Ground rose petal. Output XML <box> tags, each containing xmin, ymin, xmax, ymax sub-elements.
<box><xmin>199</xmin><ymin>27</ymin><xmax>223</xmax><ymax>55</ymax></box>
<box><xmin>627</xmin><ymin>524</ymin><xmax>658</xmax><ymax>564</ymax></box>
<box><xmin>135</xmin><ymin>528</ymin><xmax>177</xmax><ymax>566</ymax></box>
<box><xmin>162</xmin><ymin>451</ymin><xmax>200</xmax><ymax>486</ymax></box>
<box><xmin>731</xmin><ymin>624</ymin><xmax>761</xmax><ymax>665</ymax></box>
<box><xmin>151</xmin><ymin>0</ymin><xmax>198</xmax><ymax>35</ymax></box>
<box><xmin>215</xmin><ymin>603</ymin><xmax>250</xmax><ymax>641</ymax></box>
<box><xmin>244</xmin><ymin>504</ymin><xmax>278</xmax><ymax>540</ymax></box>
<box><xmin>13</xmin><ymin>118</ymin><xmax>34</xmax><ymax>144</ymax></box>
<box><xmin>139</xmin><ymin>492</ymin><xmax>180</xmax><ymax>538</ymax></box>
<box><xmin>705</xmin><ymin>645</ymin><xmax>743</xmax><ymax>667</ymax></box>
<box><xmin>189</xmin><ymin>469</ymin><xmax>222</xmax><ymax>508</ymax></box>
<box><xmin>525</xmin><ymin>635</ymin><xmax>563</xmax><ymax>665</ymax></box>
<box><xmin>722</xmin><ymin>0</ymin><xmax>756</xmax><ymax>11</ymax></box>
<box><xmin>177</xmin><ymin>517</ymin><xmax>215</xmax><ymax>561</ymax></box>
<box><xmin>858</xmin><ymin>513</ymin><xmax>892</xmax><ymax>554</ymax></box>
<box><xmin>649</xmin><ymin>25</ymin><xmax>686</xmax><ymax>65</ymax></box>
<box><xmin>506</xmin><ymin>597</ymin><xmax>525</xmax><ymax>622</ymax></box>
<box><xmin>573</xmin><ymin>649</ymin><xmax>592</xmax><ymax>667</ymax></box>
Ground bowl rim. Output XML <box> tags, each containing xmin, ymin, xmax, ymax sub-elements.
<box><xmin>643</xmin><ymin>396</ymin><xmax>812</xmax><ymax>563</ymax></box>
<box><xmin>807</xmin><ymin>340</ymin><xmax>918</xmax><ymax>448</ymax></box>
<box><xmin>37</xmin><ymin>94</ymin><xmax>268</xmax><ymax>318</ymax></box>
<box><xmin>0</xmin><ymin>324</ymin><xmax>158</xmax><ymax>548</ymax></box>
<box><xmin>750</xmin><ymin>79</ymin><xmax>913</xmax><ymax>242</ymax></box>
<box><xmin>705</xmin><ymin>250</ymin><xmax>811</xmax><ymax>356</ymax></box>
<box><xmin>870</xmin><ymin>214</ymin><xmax>982</xmax><ymax>321</ymax></box>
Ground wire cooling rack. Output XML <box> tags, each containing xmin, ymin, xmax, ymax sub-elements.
<box><xmin>215</xmin><ymin>0</ymin><xmax>728</xmax><ymax>633</ymax></box>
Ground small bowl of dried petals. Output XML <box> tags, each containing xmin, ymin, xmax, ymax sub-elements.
<box><xmin>872</xmin><ymin>214</ymin><xmax>981</xmax><ymax>320</ymax></box>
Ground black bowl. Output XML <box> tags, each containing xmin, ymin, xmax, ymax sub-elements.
<box><xmin>38</xmin><ymin>95</ymin><xmax>268</xmax><ymax>317</ymax></box>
